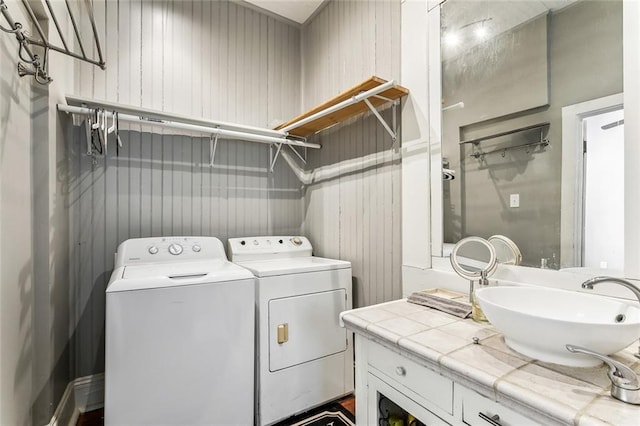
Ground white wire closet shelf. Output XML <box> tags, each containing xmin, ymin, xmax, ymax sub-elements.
<box><xmin>59</xmin><ymin>77</ymin><xmax>408</xmax><ymax>173</ymax></box>
<box><xmin>58</xmin><ymin>95</ymin><xmax>321</xmax><ymax>168</ymax></box>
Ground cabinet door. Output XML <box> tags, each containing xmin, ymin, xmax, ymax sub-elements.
<box><xmin>367</xmin><ymin>373</ymin><xmax>453</xmax><ymax>426</ymax></box>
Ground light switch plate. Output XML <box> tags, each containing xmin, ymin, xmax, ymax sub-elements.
<box><xmin>510</xmin><ymin>194</ymin><xmax>520</xmax><ymax>208</ymax></box>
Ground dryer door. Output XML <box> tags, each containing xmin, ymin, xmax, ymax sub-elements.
<box><xmin>269</xmin><ymin>289</ymin><xmax>347</xmax><ymax>372</ymax></box>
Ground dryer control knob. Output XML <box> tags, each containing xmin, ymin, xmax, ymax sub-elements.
<box><xmin>192</xmin><ymin>244</ymin><xmax>201</xmax><ymax>253</ymax></box>
<box><xmin>291</xmin><ymin>237</ymin><xmax>303</xmax><ymax>246</ymax></box>
<box><xmin>253</xmin><ymin>240</ymin><xmax>259</xmax><ymax>245</ymax></box>
<box><xmin>168</xmin><ymin>243</ymin><xmax>183</xmax><ymax>255</ymax></box>
<box><xmin>148</xmin><ymin>246</ymin><xmax>159</xmax><ymax>255</ymax></box>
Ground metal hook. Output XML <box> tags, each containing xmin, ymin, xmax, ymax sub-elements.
<box><xmin>85</xmin><ymin>116</ymin><xmax>93</xmax><ymax>155</ymax></box>
<box><xmin>0</xmin><ymin>20</ymin><xmax>21</xmax><ymax>34</ymax></box>
<box><xmin>501</xmin><ymin>149</ymin><xmax>506</xmax><ymax>158</ymax></box>
<box><xmin>107</xmin><ymin>111</ymin><xmax>116</xmax><ymax>134</ymax></box>
<box><xmin>92</xmin><ymin>109</ymin><xmax>101</xmax><ymax>129</ymax></box>
<box><xmin>18</xmin><ymin>42</ymin><xmax>38</xmax><ymax>64</ymax></box>
<box><xmin>33</xmin><ymin>67</ymin><xmax>52</xmax><ymax>85</ymax></box>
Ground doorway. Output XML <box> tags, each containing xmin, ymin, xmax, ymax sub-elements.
<box><xmin>582</xmin><ymin>108</ymin><xmax>624</xmax><ymax>271</ymax></box>
<box><xmin>560</xmin><ymin>93</ymin><xmax>623</xmax><ymax>271</ymax></box>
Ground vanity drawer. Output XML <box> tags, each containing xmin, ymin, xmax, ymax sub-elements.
<box><xmin>457</xmin><ymin>384</ymin><xmax>539</xmax><ymax>426</ymax></box>
<box><xmin>368</xmin><ymin>342</ymin><xmax>454</xmax><ymax>414</ymax></box>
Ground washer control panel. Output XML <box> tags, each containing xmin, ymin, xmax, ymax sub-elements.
<box><xmin>115</xmin><ymin>236</ymin><xmax>227</xmax><ymax>267</ymax></box>
<box><xmin>228</xmin><ymin>236</ymin><xmax>312</xmax><ymax>262</ymax></box>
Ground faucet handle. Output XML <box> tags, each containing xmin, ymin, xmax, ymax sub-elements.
<box><xmin>566</xmin><ymin>344</ymin><xmax>640</xmax><ymax>405</ymax></box>
<box><xmin>566</xmin><ymin>344</ymin><xmax>639</xmax><ymax>389</ymax></box>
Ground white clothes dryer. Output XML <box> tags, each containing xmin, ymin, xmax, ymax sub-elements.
<box><xmin>228</xmin><ymin>236</ymin><xmax>354</xmax><ymax>426</ymax></box>
<box><xmin>105</xmin><ymin>236</ymin><xmax>255</xmax><ymax>426</ymax></box>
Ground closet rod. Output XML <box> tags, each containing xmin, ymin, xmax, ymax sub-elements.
<box><xmin>65</xmin><ymin>95</ymin><xmax>290</xmax><ymax>138</ymax></box>
<box><xmin>58</xmin><ymin>105</ymin><xmax>321</xmax><ymax>149</ymax></box>
<box><xmin>459</xmin><ymin>122</ymin><xmax>550</xmax><ymax>145</ymax></box>
<box><xmin>278</xmin><ymin>79</ymin><xmax>397</xmax><ymax>133</ymax></box>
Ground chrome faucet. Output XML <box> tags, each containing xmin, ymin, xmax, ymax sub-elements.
<box><xmin>581</xmin><ymin>276</ymin><xmax>640</xmax><ymax>304</ymax></box>
<box><xmin>566</xmin><ymin>345</ymin><xmax>640</xmax><ymax>405</ymax></box>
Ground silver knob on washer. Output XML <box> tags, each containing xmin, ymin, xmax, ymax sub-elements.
<box><xmin>192</xmin><ymin>244</ymin><xmax>201</xmax><ymax>252</ymax></box>
<box><xmin>148</xmin><ymin>246</ymin><xmax>159</xmax><ymax>255</ymax></box>
<box><xmin>168</xmin><ymin>243</ymin><xmax>183</xmax><ymax>255</ymax></box>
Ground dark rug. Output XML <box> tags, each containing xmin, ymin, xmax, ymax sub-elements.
<box><xmin>273</xmin><ymin>402</ymin><xmax>355</xmax><ymax>426</ymax></box>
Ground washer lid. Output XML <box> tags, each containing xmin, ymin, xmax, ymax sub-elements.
<box><xmin>107</xmin><ymin>260</ymin><xmax>254</xmax><ymax>292</ymax></box>
<box><xmin>236</xmin><ymin>256</ymin><xmax>351</xmax><ymax>277</ymax></box>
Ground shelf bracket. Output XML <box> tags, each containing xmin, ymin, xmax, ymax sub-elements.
<box><xmin>270</xmin><ymin>143</ymin><xmax>283</xmax><ymax>172</ymax></box>
<box><xmin>288</xmin><ymin>145</ymin><xmax>307</xmax><ymax>165</ymax></box>
<box><xmin>209</xmin><ymin>133</ymin><xmax>219</xmax><ymax>167</ymax></box>
<box><xmin>363</xmin><ymin>98</ymin><xmax>397</xmax><ymax>144</ymax></box>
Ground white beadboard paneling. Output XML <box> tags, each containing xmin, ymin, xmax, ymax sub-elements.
<box><xmin>301</xmin><ymin>0</ymin><xmax>402</xmax><ymax>308</ymax></box>
<box><xmin>70</xmin><ymin>0</ymin><xmax>302</xmax><ymax>380</ymax></box>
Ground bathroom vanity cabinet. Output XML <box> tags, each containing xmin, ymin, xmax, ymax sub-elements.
<box><xmin>341</xmin><ymin>299</ymin><xmax>640</xmax><ymax>426</ymax></box>
<box><xmin>358</xmin><ymin>337</ymin><xmax>537</xmax><ymax>426</ymax></box>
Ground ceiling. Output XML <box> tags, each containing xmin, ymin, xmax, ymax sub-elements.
<box><xmin>243</xmin><ymin>0</ymin><xmax>326</xmax><ymax>24</ymax></box>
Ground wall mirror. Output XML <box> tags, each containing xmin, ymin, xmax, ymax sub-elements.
<box><xmin>431</xmin><ymin>0</ymin><xmax>625</xmax><ymax>271</ymax></box>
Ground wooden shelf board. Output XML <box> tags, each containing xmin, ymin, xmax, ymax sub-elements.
<box><xmin>275</xmin><ymin>76</ymin><xmax>409</xmax><ymax>137</ymax></box>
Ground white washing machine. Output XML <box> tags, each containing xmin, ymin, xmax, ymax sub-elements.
<box><xmin>105</xmin><ymin>236</ymin><xmax>255</xmax><ymax>426</ymax></box>
<box><xmin>228</xmin><ymin>236</ymin><xmax>354</xmax><ymax>426</ymax></box>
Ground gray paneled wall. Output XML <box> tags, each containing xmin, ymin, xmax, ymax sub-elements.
<box><xmin>68</xmin><ymin>132</ymin><xmax>302</xmax><ymax>377</ymax></box>
<box><xmin>69</xmin><ymin>0</ymin><xmax>302</xmax><ymax>378</ymax></box>
<box><xmin>301</xmin><ymin>0</ymin><xmax>402</xmax><ymax>308</ymax></box>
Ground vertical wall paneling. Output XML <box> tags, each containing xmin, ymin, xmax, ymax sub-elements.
<box><xmin>301</xmin><ymin>0</ymin><xmax>402</xmax><ymax>308</ymax></box>
<box><xmin>69</xmin><ymin>0</ymin><xmax>302</xmax><ymax>379</ymax></box>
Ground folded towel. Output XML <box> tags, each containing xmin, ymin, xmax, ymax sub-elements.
<box><xmin>407</xmin><ymin>291</ymin><xmax>472</xmax><ymax>318</ymax></box>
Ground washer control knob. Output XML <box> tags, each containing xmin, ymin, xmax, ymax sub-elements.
<box><xmin>192</xmin><ymin>244</ymin><xmax>201</xmax><ymax>253</ymax></box>
<box><xmin>148</xmin><ymin>246</ymin><xmax>159</xmax><ymax>255</ymax></box>
<box><xmin>253</xmin><ymin>240</ymin><xmax>259</xmax><ymax>245</ymax></box>
<box><xmin>291</xmin><ymin>237</ymin><xmax>303</xmax><ymax>246</ymax></box>
<box><xmin>168</xmin><ymin>243</ymin><xmax>183</xmax><ymax>255</ymax></box>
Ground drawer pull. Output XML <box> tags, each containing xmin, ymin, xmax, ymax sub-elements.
<box><xmin>478</xmin><ymin>412</ymin><xmax>502</xmax><ymax>426</ymax></box>
<box><xmin>395</xmin><ymin>366</ymin><xmax>406</xmax><ymax>376</ymax></box>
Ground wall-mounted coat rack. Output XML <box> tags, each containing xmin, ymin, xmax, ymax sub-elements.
<box><xmin>58</xmin><ymin>95</ymin><xmax>321</xmax><ymax>170</ymax></box>
<box><xmin>461</xmin><ymin>122</ymin><xmax>550</xmax><ymax>161</ymax></box>
<box><xmin>0</xmin><ymin>0</ymin><xmax>105</xmax><ymax>84</ymax></box>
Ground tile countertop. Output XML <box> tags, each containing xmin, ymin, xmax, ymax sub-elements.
<box><xmin>340</xmin><ymin>298</ymin><xmax>640</xmax><ymax>426</ymax></box>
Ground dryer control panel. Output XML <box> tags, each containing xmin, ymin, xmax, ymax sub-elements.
<box><xmin>228</xmin><ymin>236</ymin><xmax>312</xmax><ymax>262</ymax></box>
<box><xmin>114</xmin><ymin>236</ymin><xmax>227</xmax><ymax>267</ymax></box>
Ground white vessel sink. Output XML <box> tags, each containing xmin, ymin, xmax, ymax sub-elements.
<box><xmin>476</xmin><ymin>286</ymin><xmax>640</xmax><ymax>367</ymax></box>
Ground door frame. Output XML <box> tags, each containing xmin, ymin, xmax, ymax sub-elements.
<box><xmin>560</xmin><ymin>93</ymin><xmax>623</xmax><ymax>268</ymax></box>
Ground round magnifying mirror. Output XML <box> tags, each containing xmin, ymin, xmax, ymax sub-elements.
<box><xmin>450</xmin><ymin>236</ymin><xmax>498</xmax><ymax>280</ymax></box>
<box><xmin>488</xmin><ymin>235</ymin><xmax>522</xmax><ymax>266</ymax></box>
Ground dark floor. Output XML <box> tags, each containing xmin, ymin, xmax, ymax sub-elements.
<box><xmin>77</xmin><ymin>395</ymin><xmax>356</xmax><ymax>425</ymax></box>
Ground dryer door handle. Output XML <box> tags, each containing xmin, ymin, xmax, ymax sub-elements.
<box><xmin>277</xmin><ymin>323</ymin><xmax>289</xmax><ymax>344</ymax></box>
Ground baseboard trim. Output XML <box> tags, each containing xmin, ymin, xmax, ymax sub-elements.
<box><xmin>49</xmin><ymin>373</ymin><xmax>105</xmax><ymax>426</ymax></box>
